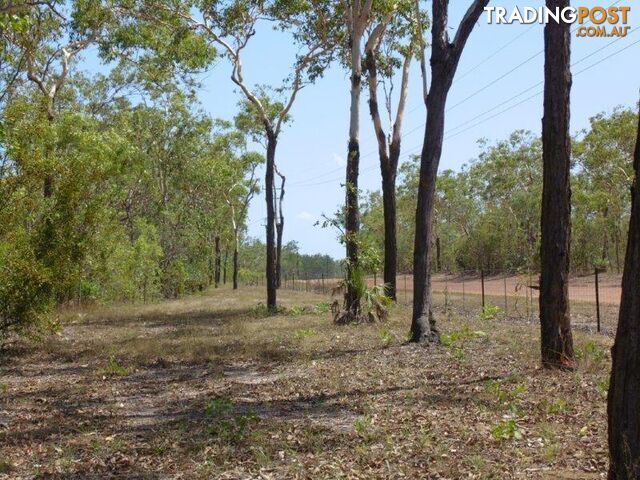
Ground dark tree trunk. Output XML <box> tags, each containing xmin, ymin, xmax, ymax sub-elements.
<box><xmin>223</xmin><ymin>248</ymin><xmax>228</xmax><ymax>285</ymax></box>
<box><xmin>607</xmin><ymin>110</ymin><xmax>640</xmax><ymax>480</ymax></box>
<box><xmin>265</xmin><ymin>134</ymin><xmax>277</xmax><ymax>310</ymax></box>
<box><xmin>411</xmin><ymin>85</ymin><xmax>447</xmax><ymax>343</ymax></box>
<box><xmin>539</xmin><ymin>0</ymin><xmax>574</xmax><ymax>368</ymax></box>
<box><xmin>275</xmin><ymin>168</ymin><xmax>285</xmax><ymax>289</ymax></box>
<box><xmin>411</xmin><ymin>0</ymin><xmax>488</xmax><ymax>343</ymax></box>
<box><xmin>344</xmin><ymin>138</ymin><xmax>361</xmax><ymax>316</ymax></box>
<box><xmin>381</xmin><ymin>149</ymin><xmax>398</xmax><ymax>301</ymax></box>
<box><xmin>214</xmin><ymin>235</ymin><xmax>221</xmax><ymax>288</ymax></box>
<box><xmin>233</xmin><ymin>246</ymin><xmax>239</xmax><ymax>290</ymax></box>
<box><xmin>364</xmin><ymin>39</ymin><xmax>407</xmax><ymax>303</ymax></box>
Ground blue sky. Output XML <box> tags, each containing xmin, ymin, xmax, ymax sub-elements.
<box><xmin>97</xmin><ymin>1</ymin><xmax>640</xmax><ymax>259</ymax></box>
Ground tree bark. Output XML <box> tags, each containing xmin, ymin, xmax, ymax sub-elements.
<box><xmin>265</xmin><ymin>134</ymin><xmax>277</xmax><ymax>310</ymax></box>
<box><xmin>412</xmin><ymin>85</ymin><xmax>447</xmax><ymax>342</ymax></box>
<box><xmin>223</xmin><ymin>248</ymin><xmax>228</xmax><ymax>285</ymax></box>
<box><xmin>233</xmin><ymin>245</ymin><xmax>239</xmax><ymax>290</ymax></box>
<box><xmin>214</xmin><ymin>235</ymin><xmax>221</xmax><ymax>288</ymax></box>
<box><xmin>607</xmin><ymin>108</ymin><xmax>640</xmax><ymax>480</ymax></box>
<box><xmin>411</xmin><ymin>0</ymin><xmax>488</xmax><ymax>343</ymax></box>
<box><xmin>364</xmin><ymin>34</ymin><xmax>406</xmax><ymax>302</ymax></box>
<box><xmin>539</xmin><ymin>0</ymin><xmax>574</xmax><ymax>368</ymax></box>
<box><xmin>275</xmin><ymin>167</ymin><xmax>285</xmax><ymax>289</ymax></box>
<box><xmin>381</xmin><ymin>150</ymin><xmax>398</xmax><ymax>300</ymax></box>
<box><xmin>343</xmin><ymin>12</ymin><xmax>364</xmax><ymax>319</ymax></box>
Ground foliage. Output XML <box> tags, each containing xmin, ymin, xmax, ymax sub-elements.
<box><xmin>361</xmin><ymin>111</ymin><xmax>638</xmax><ymax>275</ymax></box>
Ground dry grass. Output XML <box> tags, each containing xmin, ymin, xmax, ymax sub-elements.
<box><xmin>0</xmin><ymin>286</ymin><xmax>612</xmax><ymax>479</ymax></box>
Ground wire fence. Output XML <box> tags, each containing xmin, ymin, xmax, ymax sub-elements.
<box><xmin>278</xmin><ymin>269</ymin><xmax>621</xmax><ymax>336</ymax></box>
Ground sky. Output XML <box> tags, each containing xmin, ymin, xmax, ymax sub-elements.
<box><xmin>110</xmin><ymin>1</ymin><xmax>640</xmax><ymax>259</ymax></box>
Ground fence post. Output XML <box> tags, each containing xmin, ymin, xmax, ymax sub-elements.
<box><xmin>503</xmin><ymin>274</ymin><xmax>508</xmax><ymax>317</ymax></box>
<box><xmin>481</xmin><ymin>269</ymin><xmax>486</xmax><ymax>309</ymax></box>
<box><xmin>305</xmin><ymin>274</ymin><xmax>308</xmax><ymax>292</ymax></box>
<box><xmin>595</xmin><ymin>267</ymin><xmax>601</xmax><ymax>333</ymax></box>
<box><xmin>321</xmin><ymin>273</ymin><xmax>325</xmax><ymax>294</ymax></box>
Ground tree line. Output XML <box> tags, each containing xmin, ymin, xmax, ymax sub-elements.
<box><xmin>360</xmin><ymin>110</ymin><xmax>637</xmax><ymax>276</ymax></box>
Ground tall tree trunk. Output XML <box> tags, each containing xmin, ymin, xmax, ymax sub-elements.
<box><xmin>265</xmin><ymin>134</ymin><xmax>277</xmax><ymax>310</ymax></box>
<box><xmin>364</xmin><ymin>35</ymin><xmax>407</xmax><ymax>303</ymax></box>
<box><xmin>412</xmin><ymin>85</ymin><xmax>447</xmax><ymax>342</ymax></box>
<box><xmin>214</xmin><ymin>235</ymin><xmax>221</xmax><ymax>288</ymax></box>
<box><xmin>223</xmin><ymin>248</ymin><xmax>228</xmax><ymax>285</ymax></box>
<box><xmin>607</xmin><ymin>109</ymin><xmax>640</xmax><ymax>480</ymax></box>
<box><xmin>381</xmin><ymin>152</ymin><xmax>398</xmax><ymax>300</ymax></box>
<box><xmin>539</xmin><ymin>0</ymin><xmax>574</xmax><ymax>368</ymax></box>
<box><xmin>436</xmin><ymin>235</ymin><xmax>442</xmax><ymax>272</ymax></box>
<box><xmin>343</xmin><ymin>24</ymin><xmax>363</xmax><ymax>319</ymax></box>
<box><xmin>410</xmin><ymin>0</ymin><xmax>487</xmax><ymax>342</ymax></box>
<box><xmin>275</xmin><ymin>167</ymin><xmax>285</xmax><ymax>289</ymax></box>
<box><xmin>233</xmin><ymin>242</ymin><xmax>239</xmax><ymax>290</ymax></box>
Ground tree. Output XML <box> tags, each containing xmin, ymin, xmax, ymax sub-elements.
<box><xmin>410</xmin><ymin>0</ymin><xmax>487</xmax><ymax>343</ymax></box>
<box><xmin>132</xmin><ymin>0</ymin><xmax>337</xmax><ymax>311</ymax></box>
<box><xmin>539</xmin><ymin>0</ymin><xmax>573</xmax><ymax>368</ymax></box>
<box><xmin>573</xmin><ymin>108</ymin><xmax>637</xmax><ymax>273</ymax></box>
<box><xmin>340</xmin><ymin>0</ymin><xmax>391</xmax><ymax>322</ymax></box>
<box><xmin>607</xmin><ymin>107</ymin><xmax>640</xmax><ymax>480</ymax></box>
<box><xmin>364</xmin><ymin>1</ymin><xmax>421</xmax><ymax>301</ymax></box>
<box><xmin>224</xmin><ymin>153</ymin><xmax>261</xmax><ymax>290</ymax></box>
<box><xmin>275</xmin><ymin>165</ymin><xmax>285</xmax><ymax>288</ymax></box>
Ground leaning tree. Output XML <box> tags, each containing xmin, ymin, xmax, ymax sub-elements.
<box><xmin>607</xmin><ymin>108</ymin><xmax>640</xmax><ymax>480</ymax></box>
<box><xmin>410</xmin><ymin>0</ymin><xmax>488</xmax><ymax>343</ymax></box>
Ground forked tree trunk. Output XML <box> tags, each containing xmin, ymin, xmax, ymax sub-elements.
<box><xmin>214</xmin><ymin>235</ymin><xmax>221</xmax><ymax>288</ymax></box>
<box><xmin>539</xmin><ymin>0</ymin><xmax>574</xmax><ymax>368</ymax></box>
<box><xmin>364</xmin><ymin>28</ymin><xmax>408</xmax><ymax>303</ymax></box>
<box><xmin>411</xmin><ymin>0</ymin><xmax>488</xmax><ymax>343</ymax></box>
<box><xmin>275</xmin><ymin>168</ymin><xmax>285</xmax><ymax>289</ymax></box>
<box><xmin>607</xmin><ymin>112</ymin><xmax>640</xmax><ymax>480</ymax></box>
<box><xmin>265</xmin><ymin>133</ymin><xmax>278</xmax><ymax>310</ymax></box>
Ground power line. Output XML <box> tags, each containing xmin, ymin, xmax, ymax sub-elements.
<box><xmin>289</xmin><ymin>0</ymin><xmax>627</xmax><ymax>188</ymax></box>
<box><xmin>289</xmin><ymin>35</ymin><xmax>639</xmax><ymax>189</ymax></box>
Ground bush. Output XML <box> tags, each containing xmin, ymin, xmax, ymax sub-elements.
<box><xmin>0</xmin><ymin>241</ymin><xmax>57</xmax><ymax>342</ymax></box>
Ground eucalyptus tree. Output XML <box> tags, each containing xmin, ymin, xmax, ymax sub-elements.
<box><xmin>223</xmin><ymin>151</ymin><xmax>262</xmax><ymax>290</ymax></box>
<box><xmin>363</xmin><ymin>1</ymin><xmax>423</xmax><ymax>301</ymax></box>
<box><xmin>338</xmin><ymin>0</ymin><xmax>395</xmax><ymax>322</ymax></box>
<box><xmin>539</xmin><ymin>0</ymin><xmax>573</xmax><ymax>368</ymax></box>
<box><xmin>126</xmin><ymin>0</ymin><xmax>338</xmax><ymax>310</ymax></box>
<box><xmin>1</xmin><ymin>0</ymin><xmax>109</xmax><ymax>196</ymax></box>
<box><xmin>573</xmin><ymin>108</ymin><xmax>637</xmax><ymax>273</ymax></box>
<box><xmin>410</xmin><ymin>0</ymin><xmax>488</xmax><ymax>343</ymax></box>
<box><xmin>607</xmin><ymin>106</ymin><xmax>640</xmax><ymax>480</ymax></box>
